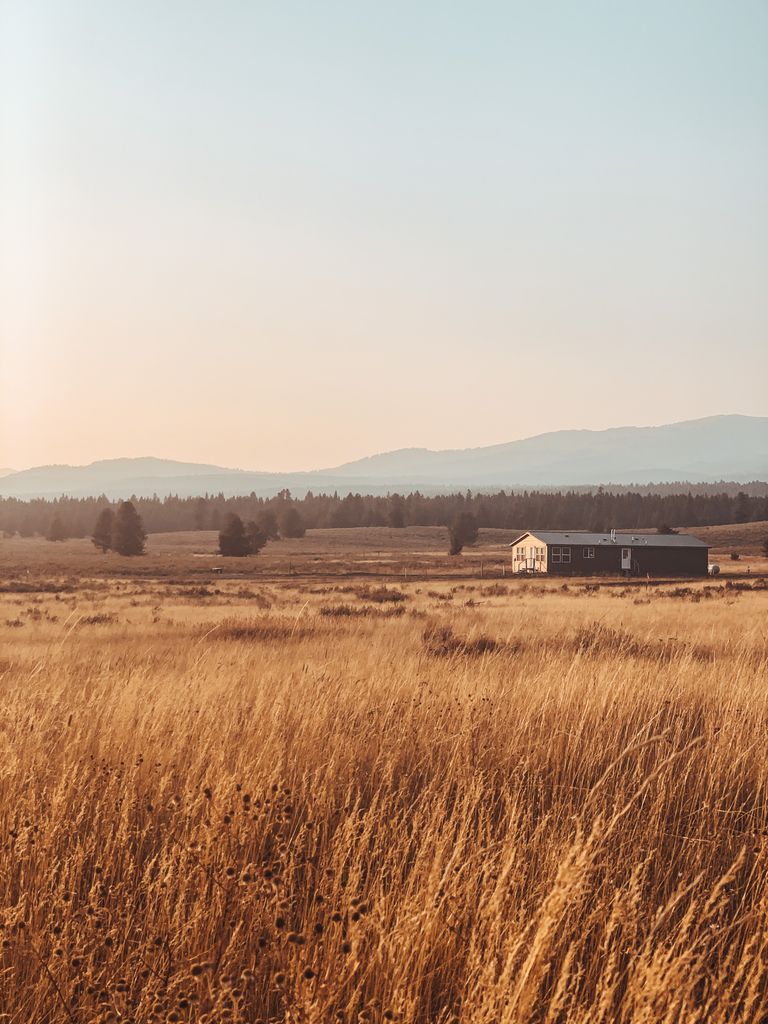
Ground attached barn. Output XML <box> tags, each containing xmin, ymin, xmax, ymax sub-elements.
<box><xmin>509</xmin><ymin>530</ymin><xmax>709</xmax><ymax>577</ymax></box>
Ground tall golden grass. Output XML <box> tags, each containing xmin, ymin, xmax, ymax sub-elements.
<box><xmin>1</xmin><ymin>578</ymin><xmax>767</xmax><ymax>1022</ymax></box>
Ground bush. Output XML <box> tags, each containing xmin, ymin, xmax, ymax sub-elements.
<box><xmin>422</xmin><ymin>623</ymin><xmax>501</xmax><ymax>657</ymax></box>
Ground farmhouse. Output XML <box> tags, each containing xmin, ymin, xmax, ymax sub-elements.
<box><xmin>509</xmin><ymin>530</ymin><xmax>709</xmax><ymax>577</ymax></box>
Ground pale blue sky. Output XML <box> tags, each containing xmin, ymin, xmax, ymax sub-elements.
<box><xmin>1</xmin><ymin>1</ymin><xmax>766</xmax><ymax>470</ymax></box>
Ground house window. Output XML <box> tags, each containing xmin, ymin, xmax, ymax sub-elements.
<box><xmin>583</xmin><ymin>547</ymin><xmax>594</xmax><ymax>559</ymax></box>
<box><xmin>551</xmin><ymin>546</ymin><xmax>572</xmax><ymax>564</ymax></box>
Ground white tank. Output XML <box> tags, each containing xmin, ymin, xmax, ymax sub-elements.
<box><xmin>708</xmin><ymin>564</ymin><xmax>720</xmax><ymax>576</ymax></box>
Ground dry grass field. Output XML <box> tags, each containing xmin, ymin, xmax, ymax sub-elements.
<box><xmin>1</xmin><ymin>521</ymin><xmax>767</xmax><ymax>582</ymax></box>
<box><xmin>1</xmin><ymin>531</ymin><xmax>768</xmax><ymax>1022</ymax></box>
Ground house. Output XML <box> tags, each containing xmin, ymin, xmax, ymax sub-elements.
<box><xmin>509</xmin><ymin>530</ymin><xmax>709</xmax><ymax>577</ymax></box>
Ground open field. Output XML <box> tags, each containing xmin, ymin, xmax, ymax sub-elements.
<box><xmin>1</xmin><ymin>536</ymin><xmax>768</xmax><ymax>1022</ymax></box>
<box><xmin>2</xmin><ymin>521</ymin><xmax>767</xmax><ymax>583</ymax></box>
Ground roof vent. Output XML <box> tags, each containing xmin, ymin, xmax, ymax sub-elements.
<box><xmin>610</xmin><ymin>529</ymin><xmax>616</xmax><ymax>542</ymax></box>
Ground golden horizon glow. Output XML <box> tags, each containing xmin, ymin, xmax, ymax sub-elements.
<box><xmin>2</xmin><ymin>1</ymin><xmax>767</xmax><ymax>471</ymax></box>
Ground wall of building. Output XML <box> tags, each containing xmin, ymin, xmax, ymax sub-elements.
<box><xmin>545</xmin><ymin>544</ymin><xmax>621</xmax><ymax>575</ymax></box>
<box><xmin>631</xmin><ymin>546</ymin><xmax>709</xmax><ymax>577</ymax></box>
<box><xmin>511</xmin><ymin>540</ymin><xmax>547</xmax><ymax>573</ymax></box>
<box><xmin>544</xmin><ymin>543</ymin><xmax>708</xmax><ymax>577</ymax></box>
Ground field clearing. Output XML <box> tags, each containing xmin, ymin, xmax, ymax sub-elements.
<box><xmin>1</xmin><ymin>522</ymin><xmax>767</xmax><ymax>584</ymax></box>
<box><xmin>1</xmin><ymin>551</ymin><xmax>768</xmax><ymax>1021</ymax></box>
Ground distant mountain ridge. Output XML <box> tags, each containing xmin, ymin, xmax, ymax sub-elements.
<box><xmin>1</xmin><ymin>415</ymin><xmax>765</xmax><ymax>499</ymax></box>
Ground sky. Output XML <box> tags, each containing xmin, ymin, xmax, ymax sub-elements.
<box><xmin>1</xmin><ymin>1</ymin><xmax>766</xmax><ymax>472</ymax></box>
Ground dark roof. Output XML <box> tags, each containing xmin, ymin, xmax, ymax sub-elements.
<box><xmin>509</xmin><ymin>531</ymin><xmax>708</xmax><ymax>549</ymax></box>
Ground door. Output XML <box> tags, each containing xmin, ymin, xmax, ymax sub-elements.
<box><xmin>621</xmin><ymin>547</ymin><xmax>632</xmax><ymax>571</ymax></box>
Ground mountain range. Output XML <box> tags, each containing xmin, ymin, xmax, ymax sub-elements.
<box><xmin>1</xmin><ymin>415</ymin><xmax>765</xmax><ymax>499</ymax></box>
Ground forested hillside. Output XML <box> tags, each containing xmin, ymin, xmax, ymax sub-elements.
<box><xmin>2</xmin><ymin>486</ymin><xmax>766</xmax><ymax>540</ymax></box>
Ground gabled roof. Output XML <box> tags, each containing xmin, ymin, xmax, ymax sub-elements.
<box><xmin>509</xmin><ymin>531</ymin><xmax>708</xmax><ymax>548</ymax></box>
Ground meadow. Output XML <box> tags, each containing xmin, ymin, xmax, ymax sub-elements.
<box><xmin>1</xmin><ymin>529</ymin><xmax>767</xmax><ymax>1022</ymax></box>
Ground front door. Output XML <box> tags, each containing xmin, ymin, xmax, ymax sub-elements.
<box><xmin>621</xmin><ymin>547</ymin><xmax>632</xmax><ymax>571</ymax></box>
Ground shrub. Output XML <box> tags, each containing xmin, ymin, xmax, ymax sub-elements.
<box><xmin>422</xmin><ymin>622</ymin><xmax>501</xmax><ymax>657</ymax></box>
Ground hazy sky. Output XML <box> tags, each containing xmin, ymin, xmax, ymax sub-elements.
<box><xmin>1</xmin><ymin>1</ymin><xmax>766</xmax><ymax>471</ymax></box>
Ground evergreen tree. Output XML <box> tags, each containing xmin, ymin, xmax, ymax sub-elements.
<box><xmin>112</xmin><ymin>501</ymin><xmax>147</xmax><ymax>556</ymax></box>
<box><xmin>278</xmin><ymin>506</ymin><xmax>305</xmax><ymax>538</ymax></box>
<box><xmin>256</xmin><ymin>509</ymin><xmax>280</xmax><ymax>540</ymax></box>
<box><xmin>388</xmin><ymin>494</ymin><xmax>406</xmax><ymax>528</ymax></box>
<box><xmin>91</xmin><ymin>507</ymin><xmax>115</xmax><ymax>552</ymax></box>
<box><xmin>448</xmin><ymin>511</ymin><xmax>478</xmax><ymax>555</ymax></box>
<box><xmin>245</xmin><ymin>521</ymin><xmax>268</xmax><ymax>554</ymax></box>
<box><xmin>193</xmin><ymin>497</ymin><xmax>208</xmax><ymax>530</ymax></box>
<box><xmin>219</xmin><ymin>514</ymin><xmax>250</xmax><ymax>556</ymax></box>
<box><xmin>2</xmin><ymin>483</ymin><xmax>768</xmax><ymax>540</ymax></box>
<box><xmin>735</xmin><ymin>491</ymin><xmax>750</xmax><ymax>523</ymax></box>
<box><xmin>47</xmin><ymin>513</ymin><xmax>67</xmax><ymax>541</ymax></box>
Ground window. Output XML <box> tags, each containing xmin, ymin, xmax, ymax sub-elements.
<box><xmin>551</xmin><ymin>546</ymin><xmax>571</xmax><ymax>564</ymax></box>
<box><xmin>583</xmin><ymin>546</ymin><xmax>594</xmax><ymax>559</ymax></box>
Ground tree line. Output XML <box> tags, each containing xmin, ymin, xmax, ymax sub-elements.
<box><xmin>1</xmin><ymin>486</ymin><xmax>766</xmax><ymax>543</ymax></box>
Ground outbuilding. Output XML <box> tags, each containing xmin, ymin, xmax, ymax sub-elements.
<box><xmin>509</xmin><ymin>530</ymin><xmax>709</xmax><ymax>577</ymax></box>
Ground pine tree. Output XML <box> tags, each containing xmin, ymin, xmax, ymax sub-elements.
<box><xmin>388</xmin><ymin>494</ymin><xmax>406</xmax><ymax>529</ymax></box>
<box><xmin>256</xmin><ymin>509</ymin><xmax>280</xmax><ymax>540</ymax></box>
<box><xmin>278</xmin><ymin>507</ymin><xmax>305</xmax><ymax>539</ymax></box>
<box><xmin>193</xmin><ymin>497</ymin><xmax>208</xmax><ymax>530</ymax></box>
<box><xmin>47</xmin><ymin>513</ymin><xmax>67</xmax><ymax>542</ymax></box>
<box><xmin>448</xmin><ymin>511</ymin><xmax>478</xmax><ymax>555</ymax></box>
<box><xmin>218</xmin><ymin>514</ymin><xmax>250</xmax><ymax>556</ymax></box>
<box><xmin>245</xmin><ymin>521</ymin><xmax>268</xmax><ymax>554</ymax></box>
<box><xmin>111</xmin><ymin>501</ymin><xmax>147</xmax><ymax>556</ymax></box>
<box><xmin>92</xmin><ymin>507</ymin><xmax>115</xmax><ymax>552</ymax></box>
<box><xmin>734</xmin><ymin>491</ymin><xmax>750</xmax><ymax>523</ymax></box>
